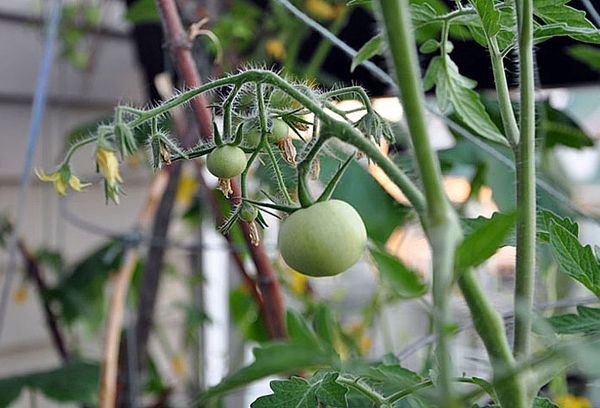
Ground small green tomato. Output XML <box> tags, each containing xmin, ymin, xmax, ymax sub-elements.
<box><xmin>278</xmin><ymin>200</ymin><xmax>367</xmax><ymax>277</ymax></box>
<box><xmin>268</xmin><ymin>118</ymin><xmax>289</xmax><ymax>143</ymax></box>
<box><xmin>240</xmin><ymin>203</ymin><xmax>259</xmax><ymax>222</ymax></box>
<box><xmin>206</xmin><ymin>145</ymin><xmax>247</xmax><ymax>179</ymax></box>
<box><xmin>242</xmin><ymin>122</ymin><xmax>261</xmax><ymax>149</ymax></box>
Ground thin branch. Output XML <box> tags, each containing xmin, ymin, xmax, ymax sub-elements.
<box><xmin>18</xmin><ymin>241</ymin><xmax>69</xmax><ymax>362</ymax></box>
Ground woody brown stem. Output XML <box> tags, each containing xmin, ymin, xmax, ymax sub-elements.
<box><xmin>156</xmin><ymin>0</ymin><xmax>286</xmax><ymax>338</ymax></box>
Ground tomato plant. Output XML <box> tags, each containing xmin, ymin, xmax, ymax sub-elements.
<box><xmin>27</xmin><ymin>0</ymin><xmax>600</xmax><ymax>407</ymax></box>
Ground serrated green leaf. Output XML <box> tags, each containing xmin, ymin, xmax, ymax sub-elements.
<box><xmin>426</xmin><ymin>56</ymin><xmax>508</xmax><ymax>145</ymax></box>
<box><xmin>547</xmin><ymin>305</ymin><xmax>600</xmax><ymax>334</ymax></box>
<box><xmin>533</xmin><ymin>397</ymin><xmax>560</xmax><ymax>408</ymax></box>
<box><xmin>550</xmin><ymin>223</ymin><xmax>600</xmax><ymax>298</ymax></box>
<box><xmin>538</xmin><ymin>209</ymin><xmax>578</xmax><ymax>243</ymax></box>
<box><xmin>469</xmin><ymin>0</ymin><xmax>501</xmax><ymax>36</ymax></box>
<box><xmin>314</xmin><ymin>371</ymin><xmax>348</xmax><ymax>406</ymax></box>
<box><xmin>351</xmin><ymin>35</ymin><xmax>384</xmax><ymax>72</ymax></box>
<box><xmin>456</xmin><ymin>212</ymin><xmax>516</xmax><ymax>270</ymax></box>
<box><xmin>534</xmin><ymin>0</ymin><xmax>600</xmax><ymax>43</ymax></box>
<box><xmin>252</xmin><ymin>377</ymin><xmax>318</xmax><ymax>408</ymax></box>
<box><xmin>251</xmin><ymin>371</ymin><xmax>347</xmax><ymax>408</ymax></box>
<box><xmin>568</xmin><ymin>45</ymin><xmax>600</xmax><ymax>72</ymax></box>
<box><xmin>369</xmin><ymin>248</ymin><xmax>428</xmax><ymax>299</ymax></box>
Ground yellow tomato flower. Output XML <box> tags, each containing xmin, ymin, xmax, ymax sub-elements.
<box><xmin>265</xmin><ymin>39</ymin><xmax>286</xmax><ymax>60</ymax></box>
<box><xmin>305</xmin><ymin>0</ymin><xmax>344</xmax><ymax>20</ymax></box>
<box><xmin>35</xmin><ymin>168</ymin><xmax>89</xmax><ymax>196</ymax></box>
<box><xmin>171</xmin><ymin>353</ymin><xmax>187</xmax><ymax>377</ymax></box>
<box><xmin>290</xmin><ymin>270</ymin><xmax>308</xmax><ymax>295</ymax></box>
<box><xmin>96</xmin><ymin>148</ymin><xmax>123</xmax><ymax>186</ymax></box>
<box><xmin>555</xmin><ymin>394</ymin><xmax>592</xmax><ymax>408</ymax></box>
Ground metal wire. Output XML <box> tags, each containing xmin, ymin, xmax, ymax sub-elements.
<box><xmin>581</xmin><ymin>0</ymin><xmax>600</xmax><ymax>28</ymax></box>
<box><xmin>0</xmin><ymin>0</ymin><xmax>63</xmax><ymax>344</ymax></box>
<box><xmin>397</xmin><ymin>295</ymin><xmax>600</xmax><ymax>360</ymax></box>
<box><xmin>58</xmin><ymin>195</ymin><xmax>276</xmax><ymax>253</ymax></box>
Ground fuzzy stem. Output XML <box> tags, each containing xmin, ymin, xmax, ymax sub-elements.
<box><xmin>376</xmin><ymin>1</ymin><xmax>460</xmax><ymax>404</ymax></box>
<box><xmin>489</xmin><ymin>36</ymin><xmax>520</xmax><ymax>147</ymax></box>
<box><xmin>336</xmin><ymin>377</ymin><xmax>386</xmax><ymax>406</ymax></box>
<box><xmin>458</xmin><ymin>269</ymin><xmax>527</xmax><ymax>407</ymax></box>
<box><xmin>222</xmin><ymin>84</ymin><xmax>241</xmax><ymax>142</ymax></box>
<box><xmin>265</xmin><ymin>142</ymin><xmax>294</xmax><ymax>204</ymax></box>
<box><xmin>257</xmin><ymin>83</ymin><xmax>294</xmax><ymax>204</ymax></box>
<box><xmin>513</xmin><ymin>0</ymin><xmax>537</xmax><ymax>361</ymax></box>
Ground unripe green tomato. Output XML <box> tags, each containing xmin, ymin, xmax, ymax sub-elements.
<box><xmin>268</xmin><ymin>118</ymin><xmax>289</xmax><ymax>143</ymax></box>
<box><xmin>206</xmin><ymin>145</ymin><xmax>247</xmax><ymax>178</ymax></box>
<box><xmin>242</xmin><ymin>122</ymin><xmax>261</xmax><ymax>149</ymax></box>
<box><xmin>240</xmin><ymin>203</ymin><xmax>259</xmax><ymax>222</ymax></box>
<box><xmin>278</xmin><ymin>200</ymin><xmax>367</xmax><ymax>277</ymax></box>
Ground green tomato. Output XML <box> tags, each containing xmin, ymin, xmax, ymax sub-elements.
<box><xmin>240</xmin><ymin>203</ymin><xmax>259</xmax><ymax>222</ymax></box>
<box><xmin>278</xmin><ymin>200</ymin><xmax>367</xmax><ymax>277</ymax></box>
<box><xmin>268</xmin><ymin>118</ymin><xmax>289</xmax><ymax>143</ymax></box>
<box><xmin>206</xmin><ymin>145</ymin><xmax>247</xmax><ymax>178</ymax></box>
<box><xmin>242</xmin><ymin>122</ymin><xmax>261</xmax><ymax>149</ymax></box>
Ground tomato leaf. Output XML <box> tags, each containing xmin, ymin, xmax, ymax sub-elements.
<box><xmin>424</xmin><ymin>56</ymin><xmax>508</xmax><ymax>146</ymax></box>
<box><xmin>547</xmin><ymin>305</ymin><xmax>600</xmax><ymax>334</ymax></box>
<box><xmin>537</xmin><ymin>209</ymin><xmax>578</xmax><ymax>243</ymax></box>
<box><xmin>369</xmin><ymin>248</ymin><xmax>428</xmax><ymax>299</ymax></box>
<box><xmin>568</xmin><ymin>45</ymin><xmax>600</xmax><ymax>73</ymax></box>
<box><xmin>0</xmin><ymin>360</ymin><xmax>100</xmax><ymax>407</ymax></box>
<box><xmin>200</xmin><ymin>312</ymin><xmax>340</xmax><ymax>402</ymax></box>
<box><xmin>533</xmin><ymin>397</ymin><xmax>560</xmax><ymax>408</ymax></box>
<box><xmin>456</xmin><ymin>212</ymin><xmax>516</xmax><ymax>270</ymax></box>
<box><xmin>549</xmin><ymin>223</ymin><xmax>600</xmax><ymax>298</ymax></box>
<box><xmin>533</xmin><ymin>0</ymin><xmax>600</xmax><ymax>44</ymax></box>
<box><xmin>351</xmin><ymin>35</ymin><xmax>384</xmax><ymax>72</ymax></box>
<box><xmin>468</xmin><ymin>0</ymin><xmax>501</xmax><ymax>37</ymax></box>
<box><xmin>252</xmin><ymin>371</ymin><xmax>347</xmax><ymax>408</ymax></box>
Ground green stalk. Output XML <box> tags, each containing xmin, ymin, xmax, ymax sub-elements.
<box><xmin>488</xmin><ymin>37</ymin><xmax>520</xmax><ymax>147</ymax></box>
<box><xmin>513</xmin><ymin>0</ymin><xmax>537</xmax><ymax>360</ymax></box>
<box><xmin>458</xmin><ymin>269</ymin><xmax>527</xmax><ymax>407</ymax></box>
<box><xmin>376</xmin><ymin>1</ymin><xmax>460</xmax><ymax>404</ymax></box>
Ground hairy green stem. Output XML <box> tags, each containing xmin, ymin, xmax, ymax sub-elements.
<box><xmin>337</xmin><ymin>377</ymin><xmax>386</xmax><ymax>406</ymax></box>
<box><xmin>321</xmin><ymin>86</ymin><xmax>373</xmax><ymax>113</ymax></box>
<box><xmin>256</xmin><ymin>83</ymin><xmax>293</xmax><ymax>204</ymax></box>
<box><xmin>458</xmin><ymin>269</ymin><xmax>527</xmax><ymax>407</ymax></box>
<box><xmin>222</xmin><ymin>84</ymin><xmax>241</xmax><ymax>142</ymax></box>
<box><xmin>488</xmin><ymin>37</ymin><xmax>520</xmax><ymax>147</ymax></box>
<box><xmin>514</xmin><ymin>0</ymin><xmax>537</xmax><ymax>361</ymax></box>
<box><xmin>264</xmin><ymin>142</ymin><xmax>294</xmax><ymax>204</ymax></box>
<box><xmin>377</xmin><ymin>0</ymin><xmax>460</xmax><ymax>404</ymax></box>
